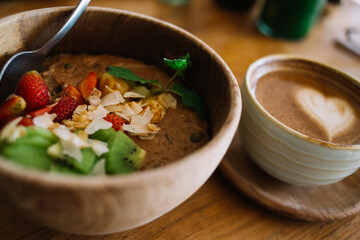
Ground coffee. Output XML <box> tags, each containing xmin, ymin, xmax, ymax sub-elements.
<box><xmin>254</xmin><ymin>70</ymin><xmax>360</xmax><ymax>145</ymax></box>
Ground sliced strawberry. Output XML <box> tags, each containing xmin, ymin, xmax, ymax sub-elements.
<box><xmin>63</xmin><ymin>85</ymin><xmax>85</xmax><ymax>104</ymax></box>
<box><xmin>50</xmin><ymin>96</ymin><xmax>78</xmax><ymax>123</ymax></box>
<box><xmin>16</xmin><ymin>70</ymin><xmax>50</xmax><ymax>111</ymax></box>
<box><xmin>18</xmin><ymin>117</ymin><xmax>34</xmax><ymax>126</ymax></box>
<box><xmin>28</xmin><ymin>106</ymin><xmax>52</xmax><ymax>118</ymax></box>
<box><xmin>104</xmin><ymin>112</ymin><xmax>126</xmax><ymax>131</ymax></box>
<box><xmin>0</xmin><ymin>95</ymin><xmax>26</xmax><ymax>122</ymax></box>
<box><xmin>77</xmin><ymin>72</ymin><xmax>98</xmax><ymax>101</ymax></box>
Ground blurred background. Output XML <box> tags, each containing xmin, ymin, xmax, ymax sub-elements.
<box><xmin>0</xmin><ymin>0</ymin><xmax>359</xmax><ymax>83</ymax></box>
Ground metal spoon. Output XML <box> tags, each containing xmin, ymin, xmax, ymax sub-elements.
<box><xmin>0</xmin><ymin>0</ymin><xmax>91</xmax><ymax>103</ymax></box>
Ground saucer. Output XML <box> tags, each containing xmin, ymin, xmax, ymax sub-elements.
<box><xmin>220</xmin><ymin>130</ymin><xmax>360</xmax><ymax>221</ymax></box>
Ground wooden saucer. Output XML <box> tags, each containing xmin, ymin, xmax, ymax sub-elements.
<box><xmin>220</xmin><ymin>131</ymin><xmax>360</xmax><ymax>221</ymax></box>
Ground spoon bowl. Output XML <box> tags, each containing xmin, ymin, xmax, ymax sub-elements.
<box><xmin>0</xmin><ymin>0</ymin><xmax>91</xmax><ymax>103</ymax></box>
<box><xmin>0</xmin><ymin>50</ymin><xmax>44</xmax><ymax>102</ymax></box>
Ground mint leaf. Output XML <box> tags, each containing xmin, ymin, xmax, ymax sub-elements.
<box><xmin>163</xmin><ymin>53</ymin><xmax>192</xmax><ymax>74</ymax></box>
<box><xmin>170</xmin><ymin>83</ymin><xmax>208</xmax><ymax>119</ymax></box>
<box><xmin>106</xmin><ymin>66</ymin><xmax>161</xmax><ymax>87</ymax></box>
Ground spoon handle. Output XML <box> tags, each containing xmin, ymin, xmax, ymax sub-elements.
<box><xmin>38</xmin><ymin>0</ymin><xmax>91</xmax><ymax>55</ymax></box>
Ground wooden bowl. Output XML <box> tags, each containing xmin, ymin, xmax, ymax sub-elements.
<box><xmin>0</xmin><ymin>7</ymin><xmax>241</xmax><ymax>234</ymax></box>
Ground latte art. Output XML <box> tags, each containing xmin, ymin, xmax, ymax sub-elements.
<box><xmin>296</xmin><ymin>88</ymin><xmax>356</xmax><ymax>142</ymax></box>
<box><xmin>254</xmin><ymin>71</ymin><xmax>360</xmax><ymax>145</ymax></box>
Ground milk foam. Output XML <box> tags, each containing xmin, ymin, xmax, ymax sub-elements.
<box><xmin>296</xmin><ymin>87</ymin><xmax>356</xmax><ymax>141</ymax></box>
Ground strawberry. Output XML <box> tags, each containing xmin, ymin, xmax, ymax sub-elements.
<box><xmin>0</xmin><ymin>95</ymin><xmax>26</xmax><ymax>122</ymax></box>
<box><xmin>77</xmin><ymin>72</ymin><xmax>98</xmax><ymax>101</ymax></box>
<box><xmin>18</xmin><ymin>117</ymin><xmax>34</xmax><ymax>126</ymax></box>
<box><xmin>104</xmin><ymin>113</ymin><xmax>126</xmax><ymax>131</ymax></box>
<box><xmin>50</xmin><ymin>96</ymin><xmax>78</xmax><ymax>123</ymax></box>
<box><xmin>16</xmin><ymin>70</ymin><xmax>50</xmax><ymax>111</ymax></box>
<box><xmin>63</xmin><ymin>85</ymin><xmax>85</xmax><ymax>104</ymax></box>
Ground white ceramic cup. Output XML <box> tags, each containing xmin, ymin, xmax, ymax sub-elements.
<box><xmin>240</xmin><ymin>54</ymin><xmax>360</xmax><ymax>186</ymax></box>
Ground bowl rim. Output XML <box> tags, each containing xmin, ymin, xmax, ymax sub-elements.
<box><xmin>245</xmin><ymin>53</ymin><xmax>360</xmax><ymax>150</ymax></box>
<box><xmin>0</xmin><ymin>6</ymin><xmax>242</xmax><ymax>187</ymax></box>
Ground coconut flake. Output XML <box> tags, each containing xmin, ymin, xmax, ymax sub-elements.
<box><xmin>131</xmin><ymin>107</ymin><xmax>154</xmax><ymax>125</ymax></box>
<box><xmin>128</xmin><ymin>102</ymin><xmax>143</xmax><ymax>115</ymax></box>
<box><xmin>104</xmin><ymin>104</ymin><xmax>123</xmax><ymax>112</ymax></box>
<box><xmin>124</xmin><ymin>91</ymin><xmax>146</xmax><ymax>98</ymax></box>
<box><xmin>88</xmin><ymin>139</ymin><xmax>109</xmax><ymax>156</ymax></box>
<box><xmin>115</xmin><ymin>112</ymin><xmax>130</xmax><ymax>121</ymax></box>
<box><xmin>0</xmin><ymin>117</ymin><xmax>22</xmax><ymax>141</ymax></box>
<box><xmin>122</xmin><ymin>124</ymin><xmax>159</xmax><ymax>134</ymax></box>
<box><xmin>139</xmin><ymin>134</ymin><xmax>156</xmax><ymax>140</ymax></box>
<box><xmin>52</xmin><ymin>125</ymin><xmax>72</xmax><ymax>141</ymax></box>
<box><xmin>101</xmin><ymin>91</ymin><xmax>125</xmax><ymax>106</ymax></box>
<box><xmin>158</xmin><ymin>93</ymin><xmax>177</xmax><ymax>109</ymax></box>
<box><xmin>52</xmin><ymin>125</ymin><xmax>88</xmax><ymax>162</ymax></box>
<box><xmin>88</xmin><ymin>105</ymin><xmax>109</xmax><ymax>120</ymax></box>
<box><xmin>60</xmin><ymin>139</ymin><xmax>83</xmax><ymax>162</ymax></box>
<box><xmin>53</xmin><ymin>125</ymin><xmax>88</xmax><ymax>148</ymax></box>
<box><xmin>106</xmin><ymin>104</ymin><xmax>135</xmax><ymax>117</ymax></box>
<box><xmin>88</xmin><ymin>88</ymin><xmax>102</xmax><ymax>106</ymax></box>
<box><xmin>146</xmin><ymin>123</ymin><xmax>161</xmax><ymax>131</ymax></box>
<box><xmin>7</xmin><ymin>126</ymin><xmax>27</xmax><ymax>142</ymax></box>
<box><xmin>74</xmin><ymin>105</ymin><xmax>88</xmax><ymax>113</ymax></box>
<box><xmin>85</xmin><ymin>118</ymin><xmax>112</xmax><ymax>135</ymax></box>
<box><xmin>33</xmin><ymin>113</ymin><xmax>57</xmax><ymax>129</ymax></box>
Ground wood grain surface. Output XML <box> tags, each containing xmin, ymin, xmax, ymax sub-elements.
<box><xmin>0</xmin><ymin>0</ymin><xmax>360</xmax><ymax>239</ymax></box>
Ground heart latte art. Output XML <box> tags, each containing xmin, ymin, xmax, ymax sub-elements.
<box><xmin>255</xmin><ymin>71</ymin><xmax>360</xmax><ymax>145</ymax></box>
<box><xmin>296</xmin><ymin>88</ymin><xmax>355</xmax><ymax>141</ymax></box>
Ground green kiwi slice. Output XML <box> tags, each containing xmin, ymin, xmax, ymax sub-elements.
<box><xmin>0</xmin><ymin>127</ymin><xmax>58</xmax><ymax>170</ymax></box>
<box><xmin>91</xmin><ymin>128</ymin><xmax>146</xmax><ymax>174</ymax></box>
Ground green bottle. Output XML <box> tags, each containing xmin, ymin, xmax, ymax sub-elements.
<box><xmin>256</xmin><ymin>0</ymin><xmax>326</xmax><ymax>40</ymax></box>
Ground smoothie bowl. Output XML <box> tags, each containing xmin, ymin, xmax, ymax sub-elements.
<box><xmin>0</xmin><ymin>7</ymin><xmax>241</xmax><ymax>234</ymax></box>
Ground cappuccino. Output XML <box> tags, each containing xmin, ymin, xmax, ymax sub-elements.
<box><xmin>254</xmin><ymin>70</ymin><xmax>360</xmax><ymax>145</ymax></box>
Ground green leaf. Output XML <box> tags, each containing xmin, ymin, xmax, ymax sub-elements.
<box><xmin>106</xmin><ymin>66</ymin><xmax>161</xmax><ymax>87</ymax></box>
<box><xmin>170</xmin><ymin>83</ymin><xmax>208</xmax><ymax>119</ymax></box>
<box><xmin>163</xmin><ymin>53</ymin><xmax>192</xmax><ymax>74</ymax></box>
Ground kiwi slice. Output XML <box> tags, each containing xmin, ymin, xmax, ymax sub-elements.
<box><xmin>64</xmin><ymin>148</ymin><xmax>97</xmax><ymax>174</ymax></box>
<box><xmin>91</xmin><ymin>128</ymin><xmax>117</xmax><ymax>142</ymax></box>
<box><xmin>91</xmin><ymin>129</ymin><xmax>146</xmax><ymax>174</ymax></box>
<box><xmin>0</xmin><ymin>127</ymin><xmax>58</xmax><ymax>170</ymax></box>
<box><xmin>50</xmin><ymin>161</ymin><xmax>81</xmax><ymax>175</ymax></box>
<box><xmin>1</xmin><ymin>143</ymin><xmax>53</xmax><ymax>170</ymax></box>
<box><xmin>26</xmin><ymin>127</ymin><xmax>59</xmax><ymax>143</ymax></box>
<box><xmin>49</xmin><ymin>147</ymin><xmax>98</xmax><ymax>174</ymax></box>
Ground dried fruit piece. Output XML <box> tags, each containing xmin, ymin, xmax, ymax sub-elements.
<box><xmin>104</xmin><ymin>112</ymin><xmax>126</xmax><ymax>131</ymax></box>
<box><xmin>145</xmin><ymin>97</ymin><xmax>166</xmax><ymax>123</ymax></box>
<box><xmin>63</xmin><ymin>85</ymin><xmax>85</xmax><ymax>104</ymax></box>
<box><xmin>77</xmin><ymin>72</ymin><xmax>98</xmax><ymax>101</ymax></box>
<box><xmin>28</xmin><ymin>106</ymin><xmax>52</xmax><ymax>118</ymax></box>
<box><xmin>98</xmin><ymin>72</ymin><xmax>131</xmax><ymax>96</ymax></box>
<box><xmin>16</xmin><ymin>70</ymin><xmax>50</xmax><ymax>111</ymax></box>
<box><xmin>50</xmin><ymin>96</ymin><xmax>79</xmax><ymax>123</ymax></box>
<box><xmin>18</xmin><ymin>117</ymin><xmax>34</xmax><ymax>126</ymax></box>
<box><xmin>0</xmin><ymin>95</ymin><xmax>26</xmax><ymax>121</ymax></box>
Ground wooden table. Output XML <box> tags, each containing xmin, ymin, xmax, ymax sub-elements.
<box><xmin>0</xmin><ymin>0</ymin><xmax>360</xmax><ymax>239</ymax></box>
